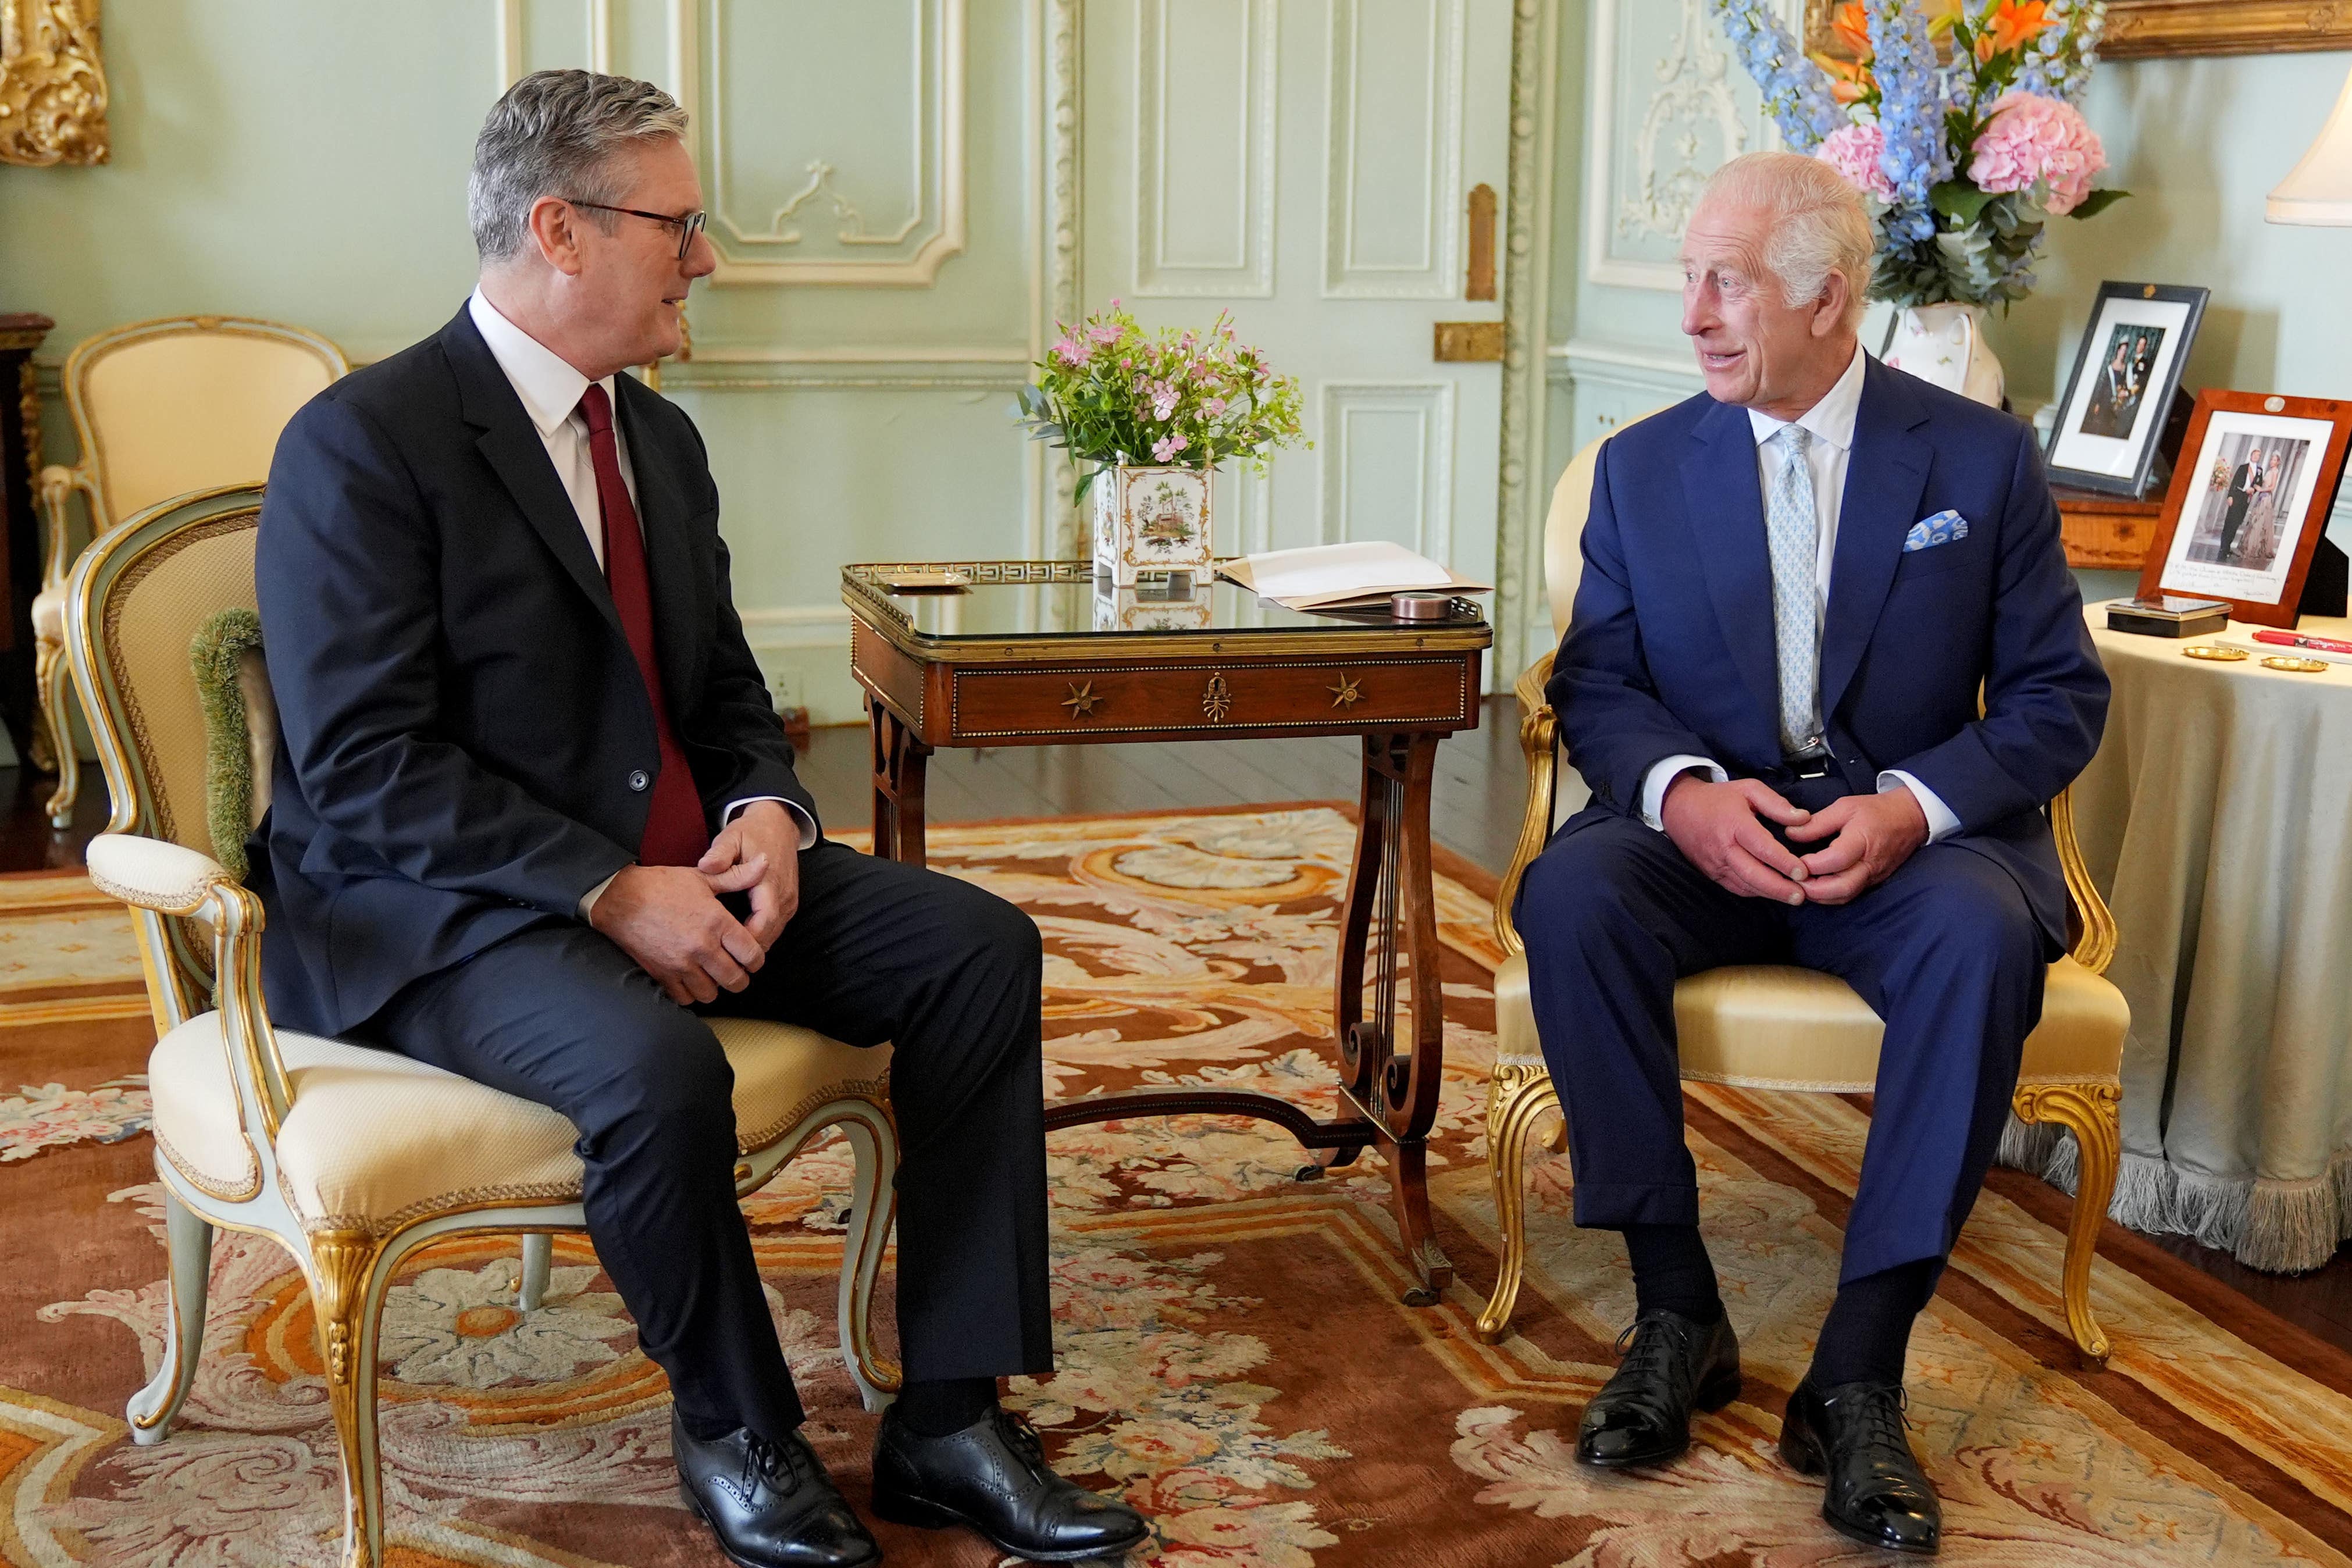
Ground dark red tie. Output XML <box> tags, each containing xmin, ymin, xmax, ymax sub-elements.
<box><xmin>579</xmin><ymin>383</ymin><xmax>708</xmax><ymax>867</ymax></box>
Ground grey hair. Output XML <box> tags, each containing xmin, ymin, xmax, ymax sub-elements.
<box><xmin>468</xmin><ymin>70</ymin><xmax>689</xmax><ymax>263</ymax></box>
<box><xmin>1698</xmin><ymin>151</ymin><xmax>1876</xmax><ymax>329</ymax></box>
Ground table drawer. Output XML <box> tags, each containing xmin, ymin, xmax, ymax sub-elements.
<box><xmin>950</xmin><ymin>657</ymin><xmax>1471</xmax><ymax>740</ymax></box>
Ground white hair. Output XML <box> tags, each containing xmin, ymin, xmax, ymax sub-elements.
<box><xmin>1698</xmin><ymin>152</ymin><xmax>1876</xmax><ymax>329</ymax></box>
<box><xmin>468</xmin><ymin>70</ymin><xmax>689</xmax><ymax>263</ymax></box>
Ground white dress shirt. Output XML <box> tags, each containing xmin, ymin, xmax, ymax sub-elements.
<box><xmin>1638</xmin><ymin>341</ymin><xmax>1962</xmax><ymax>843</ymax></box>
<box><xmin>466</xmin><ymin>290</ymin><xmax>815</xmax><ymax>918</ymax></box>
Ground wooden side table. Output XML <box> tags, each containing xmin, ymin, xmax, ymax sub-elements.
<box><xmin>843</xmin><ymin>561</ymin><xmax>1492</xmax><ymax>1302</ymax></box>
<box><xmin>0</xmin><ymin>313</ymin><xmax>54</xmax><ymax>760</ymax></box>
<box><xmin>2057</xmin><ymin>486</ymin><xmax>2163</xmax><ymax>572</ymax></box>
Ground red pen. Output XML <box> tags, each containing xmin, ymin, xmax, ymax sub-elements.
<box><xmin>2252</xmin><ymin>629</ymin><xmax>2352</xmax><ymax>656</ymax></box>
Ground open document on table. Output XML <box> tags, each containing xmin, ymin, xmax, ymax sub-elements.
<box><xmin>1217</xmin><ymin>540</ymin><xmax>1491</xmax><ymax>612</ymax></box>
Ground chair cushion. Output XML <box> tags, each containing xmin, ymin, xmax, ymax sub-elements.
<box><xmin>31</xmin><ymin>587</ymin><xmax>63</xmax><ymax>643</ymax></box>
<box><xmin>149</xmin><ymin>1012</ymin><xmax>891</xmax><ymax>1234</ymax></box>
<box><xmin>1488</xmin><ymin>952</ymin><xmax>2125</xmax><ymax>1092</ymax></box>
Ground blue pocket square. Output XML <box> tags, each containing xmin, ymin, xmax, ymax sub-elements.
<box><xmin>1905</xmin><ymin>511</ymin><xmax>1969</xmax><ymax>551</ymax></box>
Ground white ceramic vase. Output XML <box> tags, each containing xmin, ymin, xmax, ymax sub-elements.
<box><xmin>1883</xmin><ymin>302</ymin><xmax>2005</xmax><ymax>408</ymax></box>
<box><xmin>1091</xmin><ymin>464</ymin><xmax>1212</xmax><ymax>586</ymax></box>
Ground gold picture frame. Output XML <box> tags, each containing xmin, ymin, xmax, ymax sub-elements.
<box><xmin>1</xmin><ymin>0</ymin><xmax>108</xmax><ymax>166</ymax></box>
<box><xmin>1806</xmin><ymin>1</ymin><xmax>2352</xmax><ymax>62</ymax></box>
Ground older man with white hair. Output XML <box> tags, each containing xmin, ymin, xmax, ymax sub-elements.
<box><xmin>1514</xmin><ymin>151</ymin><xmax>2108</xmax><ymax>1555</ymax></box>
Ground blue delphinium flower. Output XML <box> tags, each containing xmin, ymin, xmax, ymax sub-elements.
<box><xmin>1710</xmin><ymin>0</ymin><xmax>1849</xmax><ymax>152</ymax></box>
<box><xmin>2015</xmin><ymin>1</ymin><xmax>2108</xmax><ymax>105</ymax></box>
<box><xmin>1866</xmin><ymin>1</ymin><xmax>1950</xmax><ymax>247</ymax></box>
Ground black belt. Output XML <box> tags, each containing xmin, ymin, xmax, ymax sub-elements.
<box><xmin>1783</xmin><ymin>750</ymin><xmax>1833</xmax><ymax>781</ymax></box>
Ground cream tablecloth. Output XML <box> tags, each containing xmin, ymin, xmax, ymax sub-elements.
<box><xmin>2059</xmin><ymin>608</ymin><xmax>2352</xmax><ymax>1272</ymax></box>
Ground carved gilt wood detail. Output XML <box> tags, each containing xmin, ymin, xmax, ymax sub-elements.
<box><xmin>0</xmin><ymin>0</ymin><xmax>108</xmax><ymax>166</ymax></box>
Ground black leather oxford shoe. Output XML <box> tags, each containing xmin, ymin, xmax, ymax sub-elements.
<box><xmin>871</xmin><ymin>1405</ymin><xmax>1150</xmax><ymax>1563</ymax></box>
<box><xmin>1575</xmin><ymin>1308</ymin><xmax>1742</xmax><ymax>1469</ymax></box>
<box><xmin>672</xmin><ymin>1411</ymin><xmax>882</xmax><ymax>1568</ymax></box>
<box><xmin>1780</xmin><ymin>1378</ymin><xmax>1942</xmax><ymax>1556</ymax></box>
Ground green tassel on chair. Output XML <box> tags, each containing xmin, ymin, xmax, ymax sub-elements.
<box><xmin>189</xmin><ymin>607</ymin><xmax>266</xmax><ymax>880</ymax></box>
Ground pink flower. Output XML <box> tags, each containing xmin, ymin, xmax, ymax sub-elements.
<box><xmin>1200</xmin><ymin>397</ymin><xmax>1227</xmax><ymax>418</ymax></box>
<box><xmin>1970</xmin><ymin>92</ymin><xmax>2105</xmax><ymax>215</ymax></box>
<box><xmin>1050</xmin><ymin>337</ymin><xmax>1085</xmax><ymax>367</ymax></box>
<box><xmin>1818</xmin><ymin>123</ymin><xmax>1895</xmax><ymax>201</ymax></box>
<box><xmin>1152</xmin><ymin>433</ymin><xmax>1189</xmax><ymax>462</ymax></box>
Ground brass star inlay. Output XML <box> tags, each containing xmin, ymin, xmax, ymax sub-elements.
<box><xmin>1061</xmin><ymin>681</ymin><xmax>1100</xmax><ymax>718</ymax></box>
<box><xmin>1328</xmin><ymin>674</ymin><xmax>1363</xmax><ymax>708</ymax></box>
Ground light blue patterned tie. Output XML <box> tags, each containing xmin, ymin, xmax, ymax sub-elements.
<box><xmin>1765</xmin><ymin>425</ymin><xmax>1821</xmax><ymax>756</ymax></box>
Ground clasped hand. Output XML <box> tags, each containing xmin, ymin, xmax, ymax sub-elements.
<box><xmin>1658</xmin><ymin>774</ymin><xmax>1926</xmax><ymax>907</ymax></box>
<box><xmin>588</xmin><ymin>800</ymin><xmax>803</xmax><ymax>1004</ymax></box>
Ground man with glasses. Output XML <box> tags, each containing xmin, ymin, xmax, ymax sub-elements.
<box><xmin>252</xmin><ymin>70</ymin><xmax>1148</xmax><ymax>1568</ymax></box>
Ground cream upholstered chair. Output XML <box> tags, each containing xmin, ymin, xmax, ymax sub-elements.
<box><xmin>65</xmin><ymin>486</ymin><xmax>903</xmax><ymax>1568</ymax></box>
<box><xmin>34</xmin><ymin>315</ymin><xmax>349</xmax><ymax>829</ymax></box>
<box><xmin>1477</xmin><ymin>422</ymin><xmax>2128</xmax><ymax>1363</ymax></box>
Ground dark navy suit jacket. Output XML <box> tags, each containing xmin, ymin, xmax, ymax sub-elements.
<box><xmin>251</xmin><ymin>303</ymin><xmax>819</xmax><ymax>1036</ymax></box>
<box><xmin>1547</xmin><ymin>356</ymin><xmax>2109</xmax><ymax>951</ymax></box>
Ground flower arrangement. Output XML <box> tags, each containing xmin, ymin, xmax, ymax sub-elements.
<box><xmin>1017</xmin><ymin>302</ymin><xmax>1307</xmax><ymax>492</ymax></box>
<box><xmin>1712</xmin><ymin>0</ymin><xmax>2125</xmax><ymax>309</ymax></box>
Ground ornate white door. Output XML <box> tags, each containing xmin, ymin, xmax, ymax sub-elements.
<box><xmin>1081</xmin><ymin>0</ymin><xmax>1514</xmax><ymax>596</ymax></box>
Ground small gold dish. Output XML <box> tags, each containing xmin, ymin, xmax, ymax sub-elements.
<box><xmin>2183</xmin><ymin>644</ymin><xmax>2248</xmax><ymax>661</ymax></box>
<box><xmin>2261</xmin><ymin>655</ymin><xmax>2330</xmax><ymax>673</ymax></box>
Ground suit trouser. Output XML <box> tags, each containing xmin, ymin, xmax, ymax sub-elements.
<box><xmin>364</xmin><ymin>839</ymin><xmax>1054</xmax><ymax>1444</ymax></box>
<box><xmin>1515</xmin><ymin>811</ymin><xmax>2044</xmax><ymax>1286</ymax></box>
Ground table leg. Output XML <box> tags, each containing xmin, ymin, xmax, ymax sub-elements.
<box><xmin>1333</xmin><ymin>731</ymin><xmax>1453</xmax><ymax>1304</ymax></box>
<box><xmin>867</xmin><ymin>699</ymin><xmax>930</xmax><ymax>868</ymax></box>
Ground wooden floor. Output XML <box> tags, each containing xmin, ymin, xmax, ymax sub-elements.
<box><xmin>11</xmin><ymin>699</ymin><xmax>2352</xmax><ymax>1353</ymax></box>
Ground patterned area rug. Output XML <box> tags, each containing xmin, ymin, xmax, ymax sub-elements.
<box><xmin>3</xmin><ymin>813</ymin><xmax>2351</xmax><ymax>1566</ymax></box>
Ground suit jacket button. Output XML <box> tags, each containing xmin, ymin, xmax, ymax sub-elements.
<box><xmin>628</xmin><ymin>769</ymin><xmax>650</xmax><ymax>792</ymax></box>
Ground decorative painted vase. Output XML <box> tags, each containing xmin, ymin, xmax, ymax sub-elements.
<box><xmin>1092</xmin><ymin>580</ymin><xmax>1215</xmax><ymax>632</ymax></box>
<box><xmin>1091</xmin><ymin>464</ymin><xmax>1211</xmax><ymax>587</ymax></box>
<box><xmin>1884</xmin><ymin>302</ymin><xmax>2005</xmax><ymax>408</ymax></box>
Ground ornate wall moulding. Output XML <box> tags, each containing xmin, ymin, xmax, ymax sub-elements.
<box><xmin>0</xmin><ymin>0</ymin><xmax>109</xmax><ymax>166</ymax></box>
<box><xmin>1805</xmin><ymin>0</ymin><xmax>2352</xmax><ymax>60</ymax></box>
<box><xmin>1584</xmin><ymin>0</ymin><xmax>1755</xmax><ymax>293</ymax></box>
<box><xmin>673</xmin><ymin>0</ymin><xmax>969</xmax><ymax>286</ymax></box>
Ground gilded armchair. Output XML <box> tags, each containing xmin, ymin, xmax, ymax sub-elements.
<box><xmin>65</xmin><ymin>485</ymin><xmax>903</xmax><ymax>1568</ymax></box>
<box><xmin>1477</xmin><ymin>425</ymin><xmax>2128</xmax><ymax>1364</ymax></box>
<box><xmin>34</xmin><ymin>315</ymin><xmax>348</xmax><ymax>827</ymax></box>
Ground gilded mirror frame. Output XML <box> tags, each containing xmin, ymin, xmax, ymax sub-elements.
<box><xmin>1</xmin><ymin>0</ymin><xmax>108</xmax><ymax>166</ymax></box>
<box><xmin>1806</xmin><ymin>1</ymin><xmax>2352</xmax><ymax>61</ymax></box>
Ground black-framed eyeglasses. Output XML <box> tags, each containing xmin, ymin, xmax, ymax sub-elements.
<box><xmin>562</xmin><ymin>198</ymin><xmax>708</xmax><ymax>261</ymax></box>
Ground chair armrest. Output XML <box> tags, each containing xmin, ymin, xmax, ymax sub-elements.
<box><xmin>85</xmin><ymin>833</ymin><xmax>295</xmax><ymax>1138</ymax></box>
<box><xmin>2049</xmin><ymin>785</ymin><xmax>2117</xmax><ymax>977</ymax></box>
<box><xmin>1492</xmin><ymin>651</ymin><xmax>1558</xmax><ymax>957</ymax></box>
<box><xmin>34</xmin><ymin>465</ymin><xmax>90</xmax><ymax>596</ymax></box>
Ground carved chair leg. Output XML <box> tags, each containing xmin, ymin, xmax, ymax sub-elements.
<box><xmin>838</xmin><ymin>1109</ymin><xmax>903</xmax><ymax>1412</ymax></box>
<box><xmin>516</xmin><ymin>1233</ymin><xmax>552</xmax><ymax>1312</ymax></box>
<box><xmin>127</xmin><ymin>1186</ymin><xmax>213</xmax><ymax>1445</ymax></box>
<box><xmin>310</xmin><ymin>1229</ymin><xmax>389</xmax><ymax>1568</ymax></box>
<box><xmin>2012</xmin><ymin>1081</ymin><xmax>2121</xmax><ymax>1366</ymax></box>
<box><xmin>34</xmin><ymin>632</ymin><xmax>78</xmax><ymax>828</ymax></box>
<box><xmin>1476</xmin><ymin>1065</ymin><xmax>1562</xmax><ymax>1345</ymax></box>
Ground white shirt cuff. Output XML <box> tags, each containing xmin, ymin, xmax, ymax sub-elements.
<box><xmin>1641</xmin><ymin>755</ymin><xmax>1727</xmax><ymax>831</ymax></box>
<box><xmin>578</xmin><ymin>798</ymin><xmax>818</xmax><ymax>920</ymax></box>
<box><xmin>1879</xmin><ymin>770</ymin><xmax>1962</xmax><ymax>843</ymax></box>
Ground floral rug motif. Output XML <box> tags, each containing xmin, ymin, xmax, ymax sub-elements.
<box><xmin>3</xmin><ymin>811</ymin><xmax>2351</xmax><ymax>1566</ymax></box>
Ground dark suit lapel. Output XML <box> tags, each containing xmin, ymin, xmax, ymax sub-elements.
<box><xmin>614</xmin><ymin>375</ymin><xmax>711</xmax><ymax>718</ymax></box>
<box><xmin>1678</xmin><ymin>401</ymin><xmax>1780</xmax><ymax>730</ymax></box>
<box><xmin>1819</xmin><ymin>358</ymin><xmax>1933</xmax><ymax>726</ymax></box>
<box><xmin>441</xmin><ymin>307</ymin><xmax>627</xmax><ymax>642</ymax></box>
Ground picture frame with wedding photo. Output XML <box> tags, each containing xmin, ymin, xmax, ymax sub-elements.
<box><xmin>2137</xmin><ymin>390</ymin><xmax>2352</xmax><ymax>629</ymax></box>
<box><xmin>2046</xmin><ymin>281</ymin><xmax>2208</xmax><ymax>498</ymax></box>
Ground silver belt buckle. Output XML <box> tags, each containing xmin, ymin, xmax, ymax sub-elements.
<box><xmin>1788</xmin><ymin>750</ymin><xmax>1831</xmax><ymax>781</ymax></box>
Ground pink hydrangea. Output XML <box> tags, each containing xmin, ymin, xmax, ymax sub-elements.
<box><xmin>1818</xmin><ymin>123</ymin><xmax>1895</xmax><ymax>202</ymax></box>
<box><xmin>1969</xmin><ymin>92</ymin><xmax>2105</xmax><ymax>216</ymax></box>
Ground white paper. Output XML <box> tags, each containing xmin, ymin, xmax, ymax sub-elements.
<box><xmin>1238</xmin><ymin>541</ymin><xmax>1453</xmax><ymax>601</ymax></box>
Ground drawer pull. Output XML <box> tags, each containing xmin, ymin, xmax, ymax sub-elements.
<box><xmin>1328</xmin><ymin>674</ymin><xmax>1364</xmax><ymax>708</ymax></box>
<box><xmin>1202</xmin><ymin>673</ymin><xmax>1233</xmax><ymax>722</ymax></box>
<box><xmin>1061</xmin><ymin>680</ymin><xmax>1101</xmax><ymax>718</ymax></box>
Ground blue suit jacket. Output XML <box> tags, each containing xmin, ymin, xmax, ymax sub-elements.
<box><xmin>251</xmin><ymin>304</ymin><xmax>818</xmax><ymax>1036</ymax></box>
<box><xmin>1548</xmin><ymin>357</ymin><xmax>2110</xmax><ymax>950</ymax></box>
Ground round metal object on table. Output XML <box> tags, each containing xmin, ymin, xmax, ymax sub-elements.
<box><xmin>2183</xmin><ymin>645</ymin><xmax>2249</xmax><ymax>662</ymax></box>
<box><xmin>2261</xmin><ymin>655</ymin><xmax>2330</xmax><ymax>673</ymax></box>
<box><xmin>1389</xmin><ymin>591</ymin><xmax>1456</xmax><ymax>620</ymax></box>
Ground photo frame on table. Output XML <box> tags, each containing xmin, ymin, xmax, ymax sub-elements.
<box><xmin>2137</xmin><ymin>391</ymin><xmax>2352</xmax><ymax>629</ymax></box>
<box><xmin>2046</xmin><ymin>282</ymin><xmax>2208</xmax><ymax>498</ymax></box>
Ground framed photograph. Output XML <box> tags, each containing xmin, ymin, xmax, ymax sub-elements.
<box><xmin>2138</xmin><ymin>391</ymin><xmax>2352</xmax><ymax>629</ymax></box>
<box><xmin>2046</xmin><ymin>282</ymin><xmax>2208</xmax><ymax>498</ymax></box>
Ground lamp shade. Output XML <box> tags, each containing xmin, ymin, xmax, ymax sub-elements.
<box><xmin>2271</xmin><ymin>62</ymin><xmax>2352</xmax><ymax>225</ymax></box>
